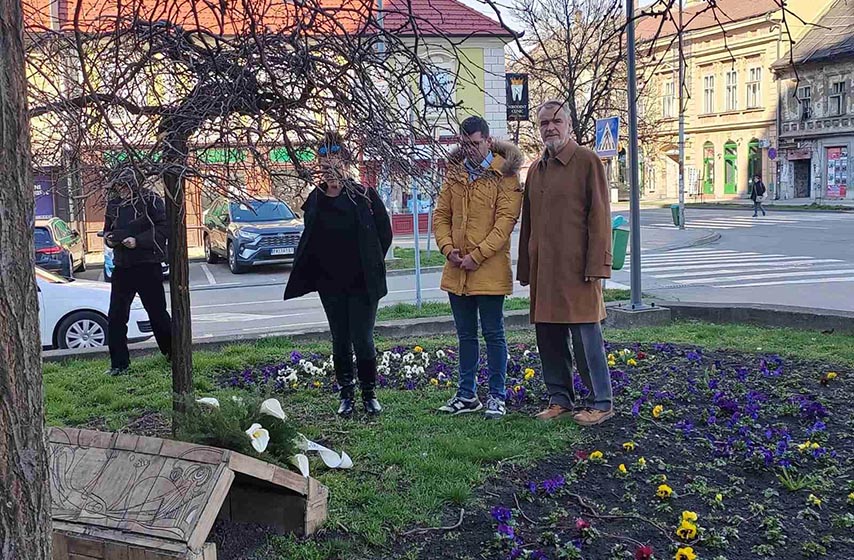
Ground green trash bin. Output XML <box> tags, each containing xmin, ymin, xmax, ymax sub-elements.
<box><xmin>671</xmin><ymin>204</ymin><xmax>681</xmax><ymax>227</ymax></box>
<box><xmin>612</xmin><ymin>226</ymin><xmax>629</xmax><ymax>271</ymax></box>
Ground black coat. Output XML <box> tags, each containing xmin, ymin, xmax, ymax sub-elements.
<box><xmin>104</xmin><ymin>191</ymin><xmax>169</xmax><ymax>268</ymax></box>
<box><xmin>284</xmin><ymin>183</ymin><xmax>392</xmax><ymax>302</ymax></box>
<box><xmin>750</xmin><ymin>180</ymin><xmax>767</xmax><ymax>202</ymax></box>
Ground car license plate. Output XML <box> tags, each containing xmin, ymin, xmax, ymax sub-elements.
<box><xmin>271</xmin><ymin>247</ymin><xmax>295</xmax><ymax>256</ymax></box>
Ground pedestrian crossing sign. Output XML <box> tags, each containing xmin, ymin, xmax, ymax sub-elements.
<box><xmin>595</xmin><ymin>116</ymin><xmax>620</xmax><ymax>158</ymax></box>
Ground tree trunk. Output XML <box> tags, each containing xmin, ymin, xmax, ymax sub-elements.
<box><xmin>0</xmin><ymin>0</ymin><xmax>53</xmax><ymax>557</ymax></box>
<box><xmin>163</xmin><ymin>135</ymin><xmax>193</xmax><ymax>433</ymax></box>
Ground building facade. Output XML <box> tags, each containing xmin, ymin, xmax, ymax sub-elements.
<box><xmin>773</xmin><ymin>0</ymin><xmax>854</xmax><ymax>201</ymax></box>
<box><xmin>637</xmin><ymin>0</ymin><xmax>832</xmax><ymax>201</ymax></box>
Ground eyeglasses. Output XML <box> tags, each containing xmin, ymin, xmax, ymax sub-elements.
<box><xmin>318</xmin><ymin>145</ymin><xmax>341</xmax><ymax>156</ymax></box>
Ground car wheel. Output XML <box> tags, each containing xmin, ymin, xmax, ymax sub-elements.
<box><xmin>205</xmin><ymin>235</ymin><xmax>221</xmax><ymax>264</ymax></box>
<box><xmin>56</xmin><ymin>311</ymin><xmax>108</xmax><ymax>350</ymax></box>
<box><xmin>227</xmin><ymin>241</ymin><xmax>245</xmax><ymax>274</ymax></box>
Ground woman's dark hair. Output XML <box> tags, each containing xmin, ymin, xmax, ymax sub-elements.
<box><xmin>317</xmin><ymin>132</ymin><xmax>352</xmax><ymax>161</ymax></box>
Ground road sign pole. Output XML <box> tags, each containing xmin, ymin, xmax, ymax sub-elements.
<box><xmin>626</xmin><ymin>0</ymin><xmax>645</xmax><ymax>310</ymax></box>
<box><xmin>677</xmin><ymin>0</ymin><xmax>686</xmax><ymax>230</ymax></box>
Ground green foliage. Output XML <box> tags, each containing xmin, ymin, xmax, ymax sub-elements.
<box><xmin>175</xmin><ymin>393</ymin><xmax>298</xmax><ymax>468</ymax></box>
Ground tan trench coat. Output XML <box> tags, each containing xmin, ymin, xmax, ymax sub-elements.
<box><xmin>434</xmin><ymin>141</ymin><xmax>524</xmax><ymax>296</ymax></box>
<box><xmin>517</xmin><ymin>140</ymin><xmax>612</xmax><ymax>324</ymax></box>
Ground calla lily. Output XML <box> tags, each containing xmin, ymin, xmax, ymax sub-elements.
<box><xmin>259</xmin><ymin>398</ymin><xmax>286</xmax><ymax>420</ymax></box>
<box><xmin>196</xmin><ymin>397</ymin><xmax>220</xmax><ymax>408</ymax></box>
<box><xmin>292</xmin><ymin>454</ymin><xmax>310</xmax><ymax>477</ymax></box>
<box><xmin>245</xmin><ymin>423</ymin><xmax>270</xmax><ymax>453</ymax></box>
<box><xmin>295</xmin><ymin>433</ymin><xmax>353</xmax><ymax>469</ymax></box>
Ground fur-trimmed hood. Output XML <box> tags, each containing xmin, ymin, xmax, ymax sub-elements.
<box><xmin>447</xmin><ymin>140</ymin><xmax>524</xmax><ymax>178</ymax></box>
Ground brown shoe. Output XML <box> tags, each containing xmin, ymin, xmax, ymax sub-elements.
<box><xmin>573</xmin><ymin>408</ymin><xmax>615</xmax><ymax>427</ymax></box>
<box><xmin>535</xmin><ymin>404</ymin><xmax>574</xmax><ymax>421</ymax></box>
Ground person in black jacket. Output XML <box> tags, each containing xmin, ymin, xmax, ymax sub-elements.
<box><xmin>750</xmin><ymin>175</ymin><xmax>767</xmax><ymax>217</ymax></box>
<box><xmin>284</xmin><ymin>133</ymin><xmax>393</xmax><ymax>416</ymax></box>
<box><xmin>103</xmin><ymin>169</ymin><xmax>172</xmax><ymax>375</ymax></box>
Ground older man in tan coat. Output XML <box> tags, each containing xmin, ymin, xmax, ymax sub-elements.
<box><xmin>517</xmin><ymin>100</ymin><xmax>614</xmax><ymax>426</ymax></box>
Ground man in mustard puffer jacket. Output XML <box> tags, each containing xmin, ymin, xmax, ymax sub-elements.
<box><xmin>433</xmin><ymin>116</ymin><xmax>524</xmax><ymax>419</ymax></box>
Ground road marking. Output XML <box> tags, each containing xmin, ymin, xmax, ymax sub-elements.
<box><xmin>192</xmin><ymin>299</ymin><xmax>284</xmax><ymax>310</ymax></box>
<box><xmin>637</xmin><ymin>256</ymin><xmax>827</xmax><ymax>272</ymax></box>
<box><xmin>200</xmin><ymin>264</ymin><xmax>217</xmax><ymax>285</ymax></box>
<box><xmin>717</xmin><ymin>276</ymin><xmax>854</xmax><ymax>288</ymax></box>
<box><xmin>676</xmin><ymin>269</ymin><xmax>854</xmax><ymax>285</ymax></box>
<box><xmin>194</xmin><ymin>311</ymin><xmax>314</xmax><ymax>323</ymax></box>
<box><xmin>239</xmin><ymin>321</ymin><xmax>329</xmax><ymax>333</ymax></box>
<box><xmin>652</xmin><ymin>260</ymin><xmax>842</xmax><ymax>278</ymax></box>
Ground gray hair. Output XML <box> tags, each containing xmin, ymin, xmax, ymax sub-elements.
<box><xmin>537</xmin><ymin>99</ymin><xmax>572</xmax><ymax>122</ymax></box>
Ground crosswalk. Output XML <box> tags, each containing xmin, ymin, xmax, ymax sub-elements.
<box><xmin>623</xmin><ymin>247</ymin><xmax>854</xmax><ymax>289</ymax></box>
<box><xmin>647</xmin><ymin>213</ymin><xmax>850</xmax><ymax>231</ymax></box>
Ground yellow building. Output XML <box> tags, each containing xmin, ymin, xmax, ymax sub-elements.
<box><xmin>637</xmin><ymin>0</ymin><xmax>832</xmax><ymax>200</ymax></box>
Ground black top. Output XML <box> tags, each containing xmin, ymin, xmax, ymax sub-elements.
<box><xmin>751</xmin><ymin>180</ymin><xmax>767</xmax><ymax>201</ymax></box>
<box><xmin>283</xmin><ymin>182</ymin><xmax>393</xmax><ymax>303</ymax></box>
<box><xmin>104</xmin><ymin>191</ymin><xmax>168</xmax><ymax>268</ymax></box>
<box><xmin>311</xmin><ymin>192</ymin><xmax>366</xmax><ymax>294</ymax></box>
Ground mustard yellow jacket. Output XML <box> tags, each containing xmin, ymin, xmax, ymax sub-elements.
<box><xmin>433</xmin><ymin>141</ymin><xmax>524</xmax><ymax>296</ymax></box>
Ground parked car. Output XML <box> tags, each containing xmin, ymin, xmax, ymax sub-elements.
<box><xmin>37</xmin><ymin>267</ymin><xmax>152</xmax><ymax>350</ymax></box>
<box><xmin>100</xmin><ymin>232</ymin><xmax>169</xmax><ymax>283</ymax></box>
<box><xmin>203</xmin><ymin>197</ymin><xmax>304</xmax><ymax>274</ymax></box>
<box><xmin>35</xmin><ymin>218</ymin><xmax>86</xmax><ymax>277</ymax></box>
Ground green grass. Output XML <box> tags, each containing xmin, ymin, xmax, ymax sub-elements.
<box><xmin>41</xmin><ymin>321</ymin><xmax>854</xmax><ymax>555</ymax></box>
<box><xmin>386</xmin><ymin>247</ymin><xmax>446</xmax><ymax>270</ymax></box>
<box><xmin>376</xmin><ymin>290</ymin><xmax>631</xmax><ymax>321</ymax></box>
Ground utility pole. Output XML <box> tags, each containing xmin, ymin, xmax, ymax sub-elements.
<box><xmin>376</xmin><ymin>0</ymin><xmax>395</xmax><ymax>262</ymax></box>
<box><xmin>677</xmin><ymin>0</ymin><xmax>686</xmax><ymax>229</ymax></box>
<box><xmin>626</xmin><ymin>0</ymin><xmax>645</xmax><ymax>310</ymax></box>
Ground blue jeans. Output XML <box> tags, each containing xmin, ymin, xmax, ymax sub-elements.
<box><xmin>448</xmin><ymin>294</ymin><xmax>507</xmax><ymax>400</ymax></box>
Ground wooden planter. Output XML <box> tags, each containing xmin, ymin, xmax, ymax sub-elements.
<box><xmin>48</xmin><ymin>427</ymin><xmax>328</xmax><ymax>560</ymax></box>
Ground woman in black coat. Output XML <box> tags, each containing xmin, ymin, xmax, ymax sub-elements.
<box><xmin>750</xmin><ymin>175</ymin><xmax>767</xmax><ymax>217</ymax></box>
<box><xmin>284</xmin><ymin>133</ymin><xmax>393</xmax><ymax>416</ymax></box>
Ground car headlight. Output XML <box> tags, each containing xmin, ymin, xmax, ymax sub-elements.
<box><xmin>131</xmin><ymin>297</ymin><xmax>144</xmax><ymax>311</ymax></box>
<box><xmin>237</xmin><ymin>230</ymin><xmax>260</xmax><ymax>243</ymax></box>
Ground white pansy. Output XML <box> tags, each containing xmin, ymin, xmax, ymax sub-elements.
<box><xmin>259</xmin><ymin>398</ymin><xmax>286</xmax><ymax>420</ymax></box>
<box><xmin>415</xmin><ymin>366</ymin><xmax>425</xmax><ymax>376</ymax></box>
<box><xmin>436</xmin><ymin>350</ymin><xmax>446</xmax><ymax>359</ymax></box>
<box><xmin>196</xmin><ymin>397</ymin><xmax>220</xmax><ymax>408</ymax></box>
<box><xmin>392</xmin><ymin>353</ymin><xmax>401</xmax><ymax>360</ymax></box>
<box><xmin>523</xmin><ymin>350</ymin><xmax>531</xmax><ymax>358</ymax></box>
<box><xmin>403</xmin><ymin>353</ymin><xmax>414</xmax><ymax>364</ymax></box>
<box><xmin>245</xmin><ymin>423</ymin><xmax>270</xmax><ymax>453</ymax></box>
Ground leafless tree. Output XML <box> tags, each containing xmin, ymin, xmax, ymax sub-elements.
<box><xmin>1</xmin><ymin>0</ymin><xmax>52</xmax><ymax>557</ymax></box>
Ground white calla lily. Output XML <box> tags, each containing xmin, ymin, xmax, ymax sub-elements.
<box><xmin>245</xmin><ymin>423</ymin><xmax>270</xmax><ymax>453</ymax></box>
<box><xmin>292</xmin><ymin>453</ymin><xmax>311</xmax><ymax>477</ymax></box>
<box><xmin>259</xmin><ymin>398</ymin><xmax>286</xmax><ymax>420</ymax></box>
<box><xmin>196</xmin><ymin>397</ymin><xmax>220</xmax><ymax>408</ymax></box>
<box><xmin>294</xmin><ymin>433</ymin><xmax>353</xmax><ymax>469</ymax></box>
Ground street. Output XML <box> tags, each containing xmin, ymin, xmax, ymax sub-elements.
<box><xmin>73</xmin><ymin>207</ymin><xmax>854</xmax><ymax>341</ymax></box>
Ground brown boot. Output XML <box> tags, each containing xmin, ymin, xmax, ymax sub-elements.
<box><xmin>535</xmin><ymin>404</ymin><xmax>574</xmax><ymax>421</ymax></box>
<box><xmin>573</xmin><ymin>408</ymin><xmax>615</xmax><ymax>427</ymax></box>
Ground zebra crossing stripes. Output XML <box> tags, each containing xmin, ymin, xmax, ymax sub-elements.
<box><xmin>646</xmin><ymin>213</ymin><xmax>839</xmax><ymax>231</ymax></box>
<box><xmin>622</xmin><ymin>247</ymin><xmax>854</xmax><ymax>289</ymax></box>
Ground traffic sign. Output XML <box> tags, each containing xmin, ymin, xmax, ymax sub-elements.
<box><xmin>595</xmin><ymin>116</ymin><xmax>620</xmax><ymax>158</ymax></box>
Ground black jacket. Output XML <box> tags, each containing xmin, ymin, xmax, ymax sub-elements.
<box><xmin>284</xmin><ymin>182</ymin><xmax>392</xmax><ymax>302</ymax></box>
<box><xmin>104</xmin><ymin>191</ymin><xmax>169</xmax><ymax>268</ymax></box>
<box><xmin>750</xmin><ymin>180</ymin><xmax>767</xmax><ymax>201</ymax></box>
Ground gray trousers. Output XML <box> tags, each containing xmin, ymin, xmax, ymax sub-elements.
<box><xmin>535</xmin><ymin>322</ymin><xmax>613</xmax><ymax>412</ymax></box>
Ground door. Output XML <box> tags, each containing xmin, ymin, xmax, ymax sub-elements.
<box><xmin>793</xmin><ymin>161</ymin><xmax>811</xmax><ymax>198</ymax></box>
<box><xmin>214</xmin><ymin>200</ymin><xmax>230</xmax><ymax>254</ymax></box>
<box><xmin>724</xmin><ymin>141</ymin><xmax>738</xmax><ymax>195</ymax></box>
<box><xmin>703</xmin><ymin>142</ymin><xmax>715</xmax><ymax>195</ymax></box>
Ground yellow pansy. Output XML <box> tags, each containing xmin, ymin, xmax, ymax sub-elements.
<box><xmin>657</xmin><ymin>484</ymin><xmax>673</xmax><ymax>499</ymax></box>
<box><xmin>715</xmin><ymin>493</ymin><xmax>723</xmax><ymax>504</ymax></box>
<box><xmin>681</xmin><ymin>511</ymin><xmax>698</xmax><ymax>523</ymax></box>
<box><xmin>312</xmin><ymin>380</ymin><xmax>322</xmax><ymax>388</ymax></box>
<box><xmin>514</xmin><ymin>385</ymin><xmax>522</xmax><ymax>392</ymax></box>
<box><xmin>675</xmin><ymin>546</ymin><xmax>696</xmax><ymax>560</ymax></box>
<box><xmin>414</xmin><ymin>345</ymin><xmax>423</xmax><ymax>353</ymax></box>
<box><xmin>429</xmin><ymin>378</ymin><xmax>439</xmax><ymax>386</ymax></box>
<box><xmin>676</xmin><ymin>520</ymin><xmax>697</xmax><ymax>540</ymax></box>
<box><xmin>590</xmin><ymin>450</ymin><xmax>604</xmax><ymax>461</ymax></box>
<box><xmin>808</xmin><ymin>494</ymin><xmax>822</xmax><ymax>507</ymax></box>
<box><xmin>627</xmin><ymin>358</ymin><xmax>638</xmax><ymax>366</ymax></box>
<box><xmin>524</xmin><ymin>368</ymin><xmax>536</xmax><ymax>380</ymax></box>
<box><xmin>637</xmin><ymin>457</ymin><xmax>647</xmax><ymax>468</ymax></box>
<box><xmin>652</xmin><ymin>405</ymin><xmax>664</xmax><ymax>419</ymax></box>
<box><xmin>618</xmin><ymin>464</ymin><xmax>628</xmax><ymax>475</ymax></box>
<box><xmin>847</xmin><ymin>492</ymin><xmax>854</xmax><ymax>504</ymax></box>
<box><xmin>827</xmin><ymin>371</ymin><xmax>838</xmax><ymax>380</ymax></box>
<box><xmin>623</xmin><ymin>441</ymin><xmax>636</xmax><ymax>452</ymax></box>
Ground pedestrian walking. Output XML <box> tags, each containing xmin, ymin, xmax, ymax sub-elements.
<box><xmin>284</xmin><ymin>133</ymin><xmax>392</xmax><ymax>417</ymax></box>
<box><xmin>104</xmin><ymin>169</ymin><xmax>172</xmax><ymax>375</ymax></box>
<box><xmin>751</xmin><ymin>175</ymin><xmax>767</xmax><ymax>217</ymax></box>
<box><xmin>517</xmin><ymin>100</ymin><xmax>615</xmax><ymax>427</ymax></box>
<box><xmin>433</xmin><ymin>116</ymin><xmax>524</xmax><ymax>420</ymax></box>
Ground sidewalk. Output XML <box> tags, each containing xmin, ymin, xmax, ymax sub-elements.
<box><xmin>618</xmin><ymin>196</ymin><xmax>854</xmax><ymax>211</ymax></box>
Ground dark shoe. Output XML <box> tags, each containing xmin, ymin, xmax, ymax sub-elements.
<box><xmin>105</xmin><ymin>367</ymin><xmax>128</xmax><ymax>376</ymax></box>
<box><xmin>338</xmin><ymin>396</ymin><xmax>355</xmax><ymax>417</ymax></box>
<box><xmin>438</xmin><ymin>395</ymin><xmax>482</xmax><ymax>415</ymax></box>
<box><xmin>363</xmin><ymin>396</ymin><xmax>383</xmax><ymax>416</ymax></box>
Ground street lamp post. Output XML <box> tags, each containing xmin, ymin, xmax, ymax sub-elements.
<box><xmin>677</xmin><ymin>0</ymin><xmax>686</xmax><ymax>230</ymax></box>
<box><xmin>626</xmin><ymin>0</ymin><xmax>646</xmax><ymax>310</ymax></box>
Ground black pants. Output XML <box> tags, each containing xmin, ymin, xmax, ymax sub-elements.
<box><xmin>108</xmin><ymin>263</ymin><xmax>172</xmax><ymax>369</ymax></box>
<box><xmin>753</xmin><ymin>200</ymin><xmax>766</xmax><ymax>216</ymax></box>
<box><xmin>319</xmin><ymin>291</ymin><xmax>378</xmax><ymax>363</ymax></box>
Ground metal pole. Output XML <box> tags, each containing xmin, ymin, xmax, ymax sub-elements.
<box><xmin>677</xmin><ymin>0</ymin><xmax>686</xmax><ymax>230</ymax></box>
<box><xmin>626</xmin><ymin>0</ymin><xmax>645</xmax><ymax>310</ymax></box>
<box><xmin>377</xmin><ymin>0</ymin><xmax>395</xmax><ymax>262</ymax></box>
<box><xmin>410</xmin><ymin>110</ymin><xmax>422</xmax><ymax>310</ymax></box>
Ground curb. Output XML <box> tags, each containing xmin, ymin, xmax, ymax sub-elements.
<box><xmin>41</xmin><ymin>301</ymin><xmax>854</xmax><ymax>364</ymax></box>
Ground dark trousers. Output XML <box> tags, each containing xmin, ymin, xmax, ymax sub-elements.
<box><xmin>448</xmin><ymin>294</ymin><xmax>507</xmax><ymax>399</ymax></box>
<box><xmin>535</xmin><ymin>322</ymin><xmax>612</xmax><ymax>412</ymax></box>
<box><xmin>108</xmin><ymin>263</ymin><xmax>172</xmax><ymax>369</ymax></box>
<box><xmin>753</xmin><ymin>200</ymin><xmax>766</xmax><ymax>216</ymax></box>
<box><xmin>319</xmin><ymin>292</ymin><xmax>378</xmax><ymax>391</ymax></box>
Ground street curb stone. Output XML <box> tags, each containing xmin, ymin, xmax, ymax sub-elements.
<box><xmin>42</xmin><ymin>301</ymin><xmax>853</xmax><ymax>363</ymax></box>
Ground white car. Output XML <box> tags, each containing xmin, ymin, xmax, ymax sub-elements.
<box><xmin>37</xmin><ymin>267</ymin><xmax>153</xmax><ymax>350</ymax></box>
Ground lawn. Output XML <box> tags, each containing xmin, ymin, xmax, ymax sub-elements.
<box><xmin>376</xmin><ymin>290</ymin><xmax>631</xmax><ymax>321</ymax></box>
<box><xmin>386</xmin><ymin>246</ymin><xmax>446</xmax><ymax>270</ymax></box>
<box><xmin>42</xmin><ymin>323</ymin><xmax>854</xmax><ymax>559</ymax></box>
